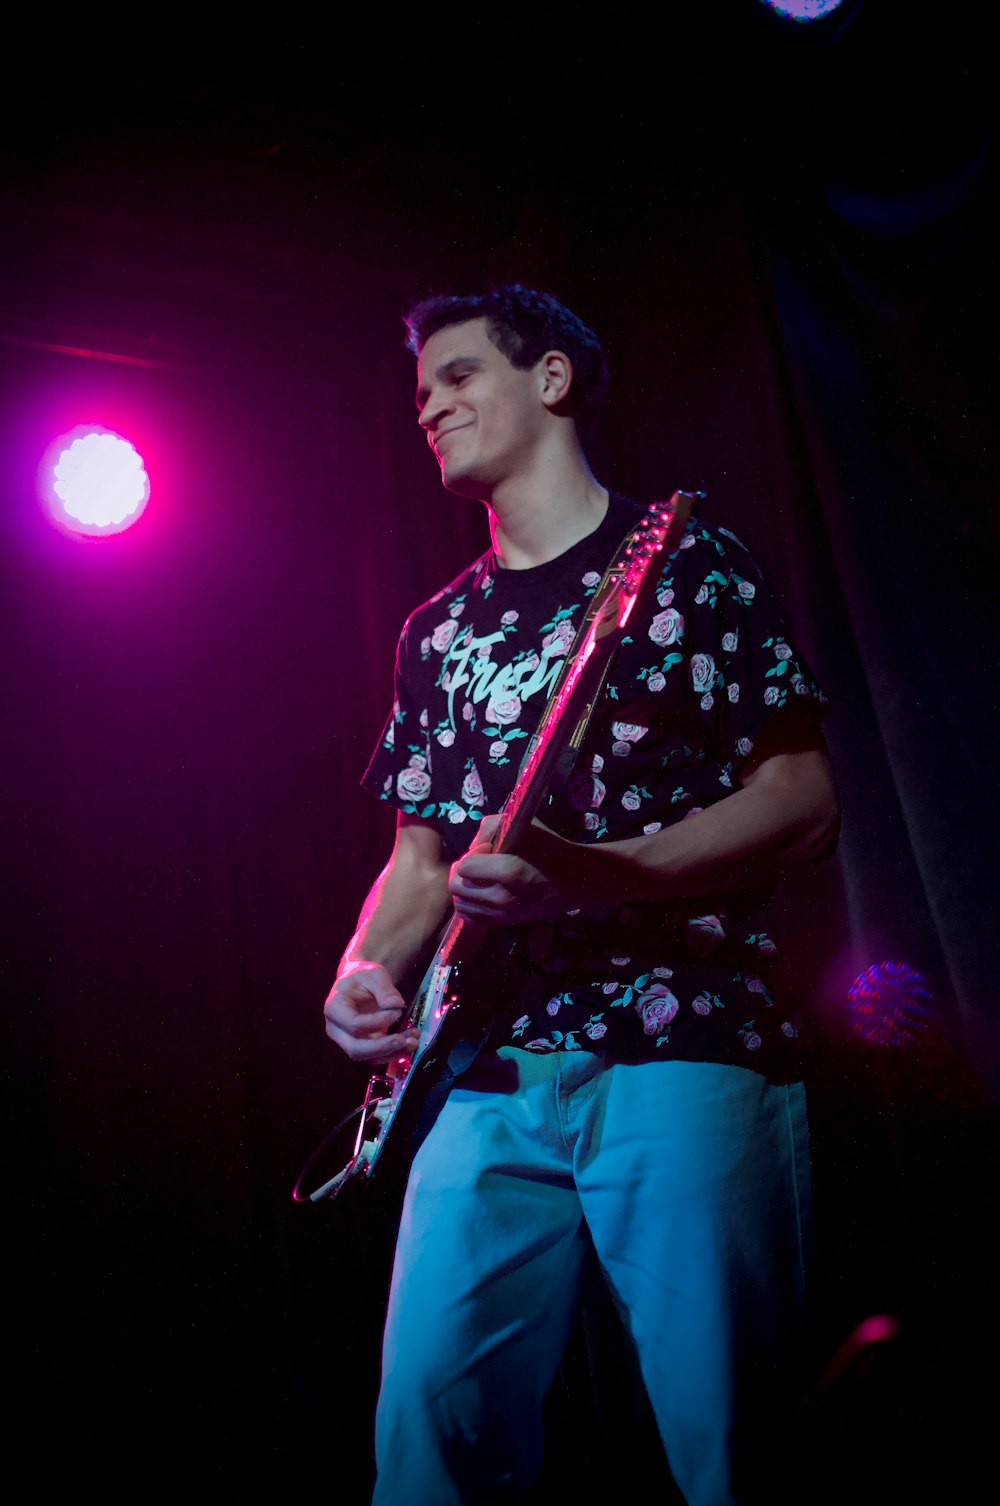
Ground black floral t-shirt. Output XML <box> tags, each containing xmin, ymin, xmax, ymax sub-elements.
<box><xmin>362</xmin><ymin>494</ymin><xmax>829</xmax><ymax>1078</ymax></box>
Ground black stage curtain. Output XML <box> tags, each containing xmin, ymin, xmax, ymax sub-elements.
<box><xmin>2</xmin><ymin>7</ymin><xmax>997</xmax><ymax>1501</ymax></box>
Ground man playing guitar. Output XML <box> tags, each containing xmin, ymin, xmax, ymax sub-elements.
<box><xmin>323</xmin><ymin>285</ymin><xmax>839</xmax><ymax>1505</ymax></box>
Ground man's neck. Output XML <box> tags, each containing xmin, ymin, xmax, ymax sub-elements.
<box><xmin>486</xmin><ymin>454</ymin><xmax>609</xmax><ymax>571</ymax></box>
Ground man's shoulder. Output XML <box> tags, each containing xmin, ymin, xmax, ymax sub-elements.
<box><xmin>613</xmin><ymin>495</ymin><xmax>757</xmax><ymax>571</ymax></box>
<box><xmin>398</xmin><ymin>548</ymin><xmax>494</xmax><ymax>641</ymax></box>
<box><xmin>680</xmin><ymin>515</ymin><xmax>752</xmax><ymax>556</ymax></box>
<box><xmin>670</xmin><ymin>514</ymin><xmax>768</xmax><ymax>579</ymax></box>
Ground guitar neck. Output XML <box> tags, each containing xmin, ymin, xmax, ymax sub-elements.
<box><xmin>495</xmin><ymin>491</ymin><xmax>693</xmax><ymax>857</ymax></box>
<box><xmin>419</xmin><ymin>626</ymin><xmax>620</xmax><ymax>984</ymax></box>
<box><xmin>412</xmin><ymin>492</ymin><xmax>693</xmax><ymax>987</ymax></box>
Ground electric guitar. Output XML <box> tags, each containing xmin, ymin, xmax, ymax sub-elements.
<box><xmin>298</xmin><ymin>491</ymin><xmax>695</xmax><ymax>1203</ymax></box>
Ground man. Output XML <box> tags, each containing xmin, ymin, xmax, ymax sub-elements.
<box><xmin>324</xmin><ymin>285</ymin><xmax>839</xmax><ymax>1505</ymax></box>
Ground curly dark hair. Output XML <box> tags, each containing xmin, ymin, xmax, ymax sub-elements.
<box><xmin>403</xmin><ymin>283</ymin><xmax>608</xmax><ymax>427</ymax></box>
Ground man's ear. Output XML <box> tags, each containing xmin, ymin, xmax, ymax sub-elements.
<box><xmin>538</xmin><ymin>350</ymin><xmax>573</xmax><ymax>409</ymax></box>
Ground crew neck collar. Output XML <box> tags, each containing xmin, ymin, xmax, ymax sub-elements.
<box><xmin>484</xmin><ymin>492</ymin><xmax>637</xmax><ymax>592</ymax></box>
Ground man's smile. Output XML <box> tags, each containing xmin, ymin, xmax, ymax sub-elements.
<box><xmin>432</xmin><ymin>422</ymin><xmax>473</xmax><ymax>452</ymax></box>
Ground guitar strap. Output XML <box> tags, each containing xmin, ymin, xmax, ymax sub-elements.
<box><xmin>409</xmin><ymin>1028</ymin><xmax>494</xmax><ymax>1159</ymax></box>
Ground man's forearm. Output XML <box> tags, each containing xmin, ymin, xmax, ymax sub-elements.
<box><xmin>520</xmin><ymin>749</ymin><xmax>839</xmax><ymax>909</ymax></box>
<box><xmin>325</xmin><ymin>821</ymin><xmax>453</xmax><ymax>1062</ymax></box>
<box><xmin>339</xmin><ymin>849</ymin><xmax>452</xmax><ymax>985</ymax></box>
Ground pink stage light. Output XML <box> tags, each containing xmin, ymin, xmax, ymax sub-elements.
<box><xmin>40</xmin><ymin>426</ymin><xmax>150</xmax><ymax>537</ymax></box>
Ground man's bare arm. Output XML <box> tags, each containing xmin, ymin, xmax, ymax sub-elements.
<box><xmin>449</xmin><ymin>745</ymin><xmax>840</xmax><ymax>923</ymax></box>
<box><xmin>324</xmin><ymin>814</ymin><xmax>452</xmax><ymax>1064</ymax></box>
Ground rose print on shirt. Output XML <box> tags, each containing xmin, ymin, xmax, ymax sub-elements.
<box><xmin>740</xmin><ymin>1023</ymin><xmax>763</xmax><ymax>1051</ymax></box>
<box><xmin>541</xmin><ymin>615</ymin><xmax>576</xmax><ymax>657</ymax></box>
<box><xmin>691</xmin><ymin>654</ymin><xmax>716</xmax><ymax>696</ymax></box>
<box><xmin>694</xmin><ymin>570</ymin><xmax>728</xmax><ymax>608</ymax></box>
<box><xmin>621</xmin><ymin>784</ymin><xmax>654</xmax><ymax>812</ymax></box>
<box><xmin>687</xmin><ymin>914</ymin><xmax>726</xmax><ymax>954</ymax></box>
<box><xmin>431</xmin><ymin>618</ymin><xmax>459</xmax><ymax>654</ymax></box>
<box><xmin>638</xmin><ymin>652</ymin><xmax>683</xmax><ymax>690</ymax></box>
<box><xmin>569</xmin><ymin>769</ymin><xmax>606</xmax><ymax>810</ymax></box>
<box><xmin>486</xmin><ymin>692</ymin><xmax>523</xmax><ymax>727</ymax></box>
<box><xmin>612</xmin><ymin>721</ymin><xmax>648</xmax><ymax>744</ymax></box>
<box><xmin>461</xmin><ymin>760</ymin><xmax>484</xmax><ymax>807</ymax></box>
<box><xmin>396</xmin><ymin>764</ymin><xmax>432</xmax><ymax>803</ymax></box>
<box><xmin>648</xmin><ymin>607</ymin><xmax>684</xmax><ymax>647</ymax></box>
<box><xmin>637</xmin><ymin>982</ymin><xmax>679</xmax><ymax>1036</ymax></box>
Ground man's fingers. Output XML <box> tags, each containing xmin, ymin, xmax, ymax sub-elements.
<box><xmin>325</xmin><ymin>1022</ymin><xmax>420</xmax><ymax>1064</ymax></box>
<box><xmin>324</xmin><ymin>965</ymin><xmax>422</xmax><ymax>1064</ymax></box>
<box><xmin>470</xmin><ymin>814</ymin><xmax>502</xmax><ymax>852</ymax></box>
<box><xmin>358</xmin><ymin>976</ymin><xmax>406</xmax><ymax>1012</ymax></box>
<box><xmin>331</xmin><ymin>965</ymin><xmax>405</xmax><ymax>1015</ymax></box>
<box><xmin>454</xmin><ymin>852</ymin><xmax>524</xmax><ymax>886</ymax></box>
<box><xmin>325</xmin><ymin>994</ymin><xmax>402</xmax><ymax>1037</ymax></box>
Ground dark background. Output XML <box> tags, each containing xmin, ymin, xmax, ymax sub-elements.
<box><xmin>2</xmin><ymin>4</ymin><xmax>998</xmax><ymax>1500</ymax></box>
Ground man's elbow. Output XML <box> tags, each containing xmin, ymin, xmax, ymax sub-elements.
<box><xmin>750</xmin><ymin>749</ymin><xmax>841</xmax><ymax>863</ymax></box>
<box><xmin>796</xmin><ymin>759</ymin><xmax>841</xmax><ymax>862</ymax></box>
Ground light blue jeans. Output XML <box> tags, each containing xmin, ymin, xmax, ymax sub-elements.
<box><xmin>373</xmin><ymin>1049</ymin><xmax>812</xmax><ymax>1506</ymax></box>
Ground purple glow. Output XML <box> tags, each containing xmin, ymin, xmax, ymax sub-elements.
<box><xmin>41</xmin><ymin>426</ymin><xmax>150</xmax><ymax>537</ymax></box>
<box><xmin>847</xmin><ymin>961</ymin><xmax>933</xmax><ymax>1048</ymax></box>
<box><xmin>813</xmin><ymin>1313</ymin><xmax>901</xmax><ymax>1395</ymax></box>
<box><xmin>761</xmin><ymin>0</ymin><xmax>845</xmax><ymax>18</ymax></box>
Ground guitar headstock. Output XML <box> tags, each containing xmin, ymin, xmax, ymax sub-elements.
<box><xmin>597</xmin><ymin>490</ymin><xmax>697</xmax><ymax>632</ymax></box>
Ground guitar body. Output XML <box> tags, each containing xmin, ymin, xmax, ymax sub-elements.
<box><xmin>300</xmin><ymin>491</ymin><xmax>695</xmax><ymax>1204</ymax></box>
<box><xmin>339</xmin><ymin>947</ymin><xmax>503</xmax><ymax>1196</ymax></box>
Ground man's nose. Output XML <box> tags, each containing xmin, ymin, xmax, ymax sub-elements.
<box><xmin>418</xmin><ymin>388</ymin><xmax>450</xmax><ymax>431</ymax></box>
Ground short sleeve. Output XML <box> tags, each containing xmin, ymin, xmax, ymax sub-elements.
<box><xmin>360</xmin><ymin>610</ymin><xmax>493</xmax><ymax>860</ymax></box>
<box><xmin>361</xmin><ymin>620</ymin><xmax>439</xmax><ymax>819</ymax></box>
<box><xmin>679</xmin><ymin>525</ymin><xmax>828</xmax><ymax>778</ymax></box>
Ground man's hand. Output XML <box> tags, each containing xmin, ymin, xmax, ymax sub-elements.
<box><xmin>323</xmin><ymin>815</ymin><xmax>452</xmax><ymax>1064</ymax></box>
<box><xmin>324</xmin><ymin>961</ymin><xmax>420</xmax><ymax>1064</ymax></box>
<box><xmin>449</xmin><ymin>816</ymin><xmax>574</xmax><ymax>924</ymax></box>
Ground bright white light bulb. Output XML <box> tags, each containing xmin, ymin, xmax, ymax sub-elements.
<box><xmin>43</xmin><ymin>428</ymin><xmax>150</xmax><ymax>536</ymax></box>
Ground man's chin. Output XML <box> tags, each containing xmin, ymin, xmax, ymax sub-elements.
<box><xmin>439</xmin><ymin>462</ymin><xmax>488</xmax><ymax>502</ymax></box>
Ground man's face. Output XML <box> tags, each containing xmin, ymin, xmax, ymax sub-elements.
<box><xmin>415</xmin><ymin>319</ymin><xmax>548</xmax><ymax>498</ymax></box>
